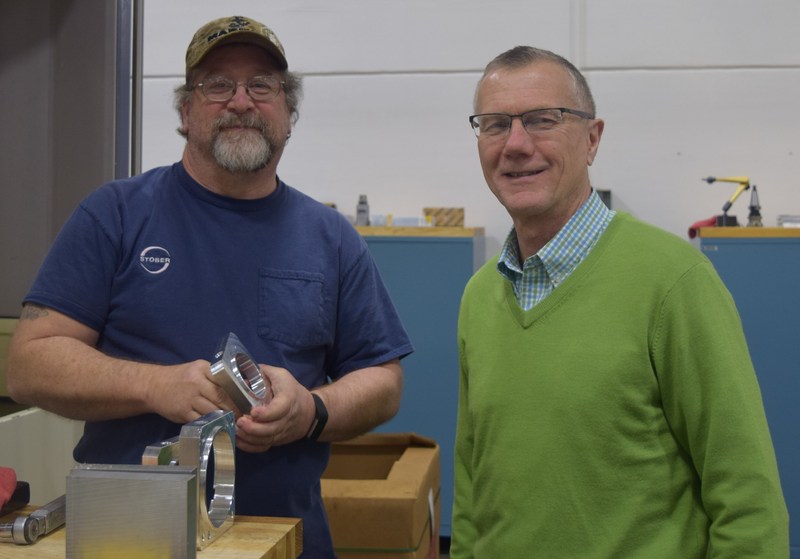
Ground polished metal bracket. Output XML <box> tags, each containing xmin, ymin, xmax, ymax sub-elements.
<box><xmin>209</xmin><ymin>332</ymin><xmax>272</xmax><ymax>413</ymax></box>
<box><xmin>142</xmin><ymin>410</ymin><xmax>236</xmax><ymax>550</ymax></box>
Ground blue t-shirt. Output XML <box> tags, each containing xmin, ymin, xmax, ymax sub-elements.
<box><xmin>25</xmin><ymin>162</ymin><xmax>413</xmax><ymax>557</ymax></box>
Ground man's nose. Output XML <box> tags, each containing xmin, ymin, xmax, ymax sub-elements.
<box><xmin>227</xmin><ymin>84</ymin><xmax>255</xmax><ymax>109</ymax></box>
<box><xmin>503</xmin><ymin>118</ymin><xmax>535</xmax><ymax>151</ymax></box>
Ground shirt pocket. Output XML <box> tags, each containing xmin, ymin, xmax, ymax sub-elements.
<box><xmin>258</xmin><ymin>268</ymin><xmax>328</xmax><ymax>348</ymax></box>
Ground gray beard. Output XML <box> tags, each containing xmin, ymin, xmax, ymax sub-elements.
<box><xmin>211</xmin><ymin>114</ymin><xmax>277</xmax><ymax>173</ymax></box>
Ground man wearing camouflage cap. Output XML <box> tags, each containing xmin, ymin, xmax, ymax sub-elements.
<box><xmin>8</xmin><ymin>16</ymin><xmax>412</xmax><ymax>557</ymax></box>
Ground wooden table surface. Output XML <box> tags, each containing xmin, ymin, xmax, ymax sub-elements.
<box><xmin>697</xmin><ymin>226</ymin><xmax>800</xmax><ymax>238</ymax></box>
<box><xmin>356</xmin><ymin>225</ymin><xmax>484</xmax><ymax>237</ymax></box>
<box><xmin>0</xmin><ymin>506</ymin><xmax>302</xmax><ymax>559</ymax></box>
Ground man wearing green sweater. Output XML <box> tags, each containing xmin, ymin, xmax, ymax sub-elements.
<box><xmin>451</xmin><ymin>46</ymin><xmax>788</xmax><ymax>558</ymax></box>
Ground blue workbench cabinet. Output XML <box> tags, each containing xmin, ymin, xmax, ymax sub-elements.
<box><xmin>698</xmin><ymin>227</ymin><xmax>800</xmax><ymax>559</ymax></box>
<box><xmin>358</xmin><ymin>226</ymin><xmax>485</xmax><ymax>540</ymax></box>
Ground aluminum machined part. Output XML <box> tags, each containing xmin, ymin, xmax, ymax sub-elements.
<box><xmin>67</xmin><ymin>465</ymin><xmax>198</xmax><ymax>558</ymax></box>
<box><xmin>141</xmin><ymin>435</ymin><xmax>179</xmax><ymax>466</ymax></box>
<box><xmin>141</xmin><ymin>410</ymin><xmax>236</xmax><ymax>550</ymax></box>
<box><xmin>209</xmin><ymin>332</ymin><xmax>272</xmax><ymax>414</ymax></box>
<box><xmin>179</xmin><ymin>410</ymin><xmax>236</xmax><ymax>549</ymax></box>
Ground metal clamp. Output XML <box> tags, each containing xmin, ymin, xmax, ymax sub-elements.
<box><xmin>142</xmin><ymin>410</ymin><xmax>236</xmax><ymax>550</ymax></box>
<box><xmin>209</xmin><ymin>332</ymin><xmax>272</xmax><ymax>414</ymax></box>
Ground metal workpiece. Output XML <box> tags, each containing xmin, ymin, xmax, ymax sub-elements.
<box><xmin>0</xmin><ymin>494</ymin><xmax>66</xmax><ymax>545</ymax></box>
<box><xmin>209</xmin><ymin>332</ymin><xmax>272</xmax><ymax>414</ymax></box>
<box><xmin>63</xmin><ymin>411</ymin><xmax>237</xmax><ymax>555</ymax></box>
<box><xmin>179</xmin><ymin>410</ymin><xmax>236</xmax><ymax>549</ymax></box>
<box><xmin>141</xmin><ymin>435</ymin><xmax>180</xmax><ymax>466</ymax></box>
<box><xmin>140</xmin><ymin>410</ymin><xmax>237</xmax><ymax>550</ymax></box>
<box><xmin>67</xmin><ymin>465</ymin><xmax>198</xmax><ymax>558</ymax></box>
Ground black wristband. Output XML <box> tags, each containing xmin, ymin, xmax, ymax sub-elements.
<box><xmin>306</xmin><ymin>393</ymin><xmax>328</xmax><ymax>441</ymax></box>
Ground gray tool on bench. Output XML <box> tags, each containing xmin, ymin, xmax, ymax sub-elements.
<box><xmin>0</xmin><ymin>494</ymin><xmax>66</xmax><ymax>545</ymax></box>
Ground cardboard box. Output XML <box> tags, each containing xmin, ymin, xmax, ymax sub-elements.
<box><xmin>321</xmin><ymin>433</ymin><xmax>440</xmax><ymax>559</ymax></box>
<box><xmin>0</xmin><ymin>319</ymin><xmax>19</xmax><ymax>397</ymax></box>
<box><xmin>423</xmin><ymin>207</ymin><xmax>464</xmax><ymax>227</ymax></box>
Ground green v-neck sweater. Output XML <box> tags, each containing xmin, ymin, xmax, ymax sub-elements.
<box><xmin>452</xmin><ymin>212</ymin><xmax>788</xmax><ymax>558</ymax></box>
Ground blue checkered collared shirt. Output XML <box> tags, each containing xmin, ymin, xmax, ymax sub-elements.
<box><xmin>497</xmin><ymin>190</ymin><xmax>615</xmax><ymax>310</ymax></box>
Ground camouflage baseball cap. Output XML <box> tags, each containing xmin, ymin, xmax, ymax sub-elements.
<box><xmin>185</xmin><ymin>16</ymin><xmax>288</xmax><ymax>75</ymax></box>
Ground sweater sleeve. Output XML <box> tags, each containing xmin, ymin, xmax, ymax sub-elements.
<box><xmin>450</xmin><ymin>296</ymin><xmax>478</xmax><ymax>559</ymax></box>
<box><xmin>651</xmin><ymin>261</ymin><xmax>789</xmax><ymax>558</ymax></box>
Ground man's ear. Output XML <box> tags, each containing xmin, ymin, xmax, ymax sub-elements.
<box><xmin>179</xmin><ymin>102</ymin><xmax>191</xmax><ymax>137</ymax></box>
<box><xmin>586</xmin><ymin>118</ymin><xmax>604</xmax><ymax>166</ymax></box>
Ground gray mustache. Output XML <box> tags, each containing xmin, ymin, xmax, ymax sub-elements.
<box><xmin>214</xmin><ymin>114</ymin><xmax>268</xmax><ymax>134</ymax></box>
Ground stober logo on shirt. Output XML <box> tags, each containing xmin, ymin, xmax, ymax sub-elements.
<box><xmin>139</xmin><ymin>246</ymin><xmax>171</xmax><ymax>274</ymax></box>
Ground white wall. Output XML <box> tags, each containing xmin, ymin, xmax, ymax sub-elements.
<box><xmin>0</xmin><ymin>409</ymin><xmax>83</xmax><ymax>504</ymax></box>
<box><xmin>141</xmin><ymin>0</ymin><xmax>800</xmax><ymax>259</ymax></box>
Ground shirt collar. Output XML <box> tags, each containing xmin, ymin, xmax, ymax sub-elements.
<box><xmin>497</xmin><ymin>190</ymin><xmax>615</xmax><ymax>283</ymax></box>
